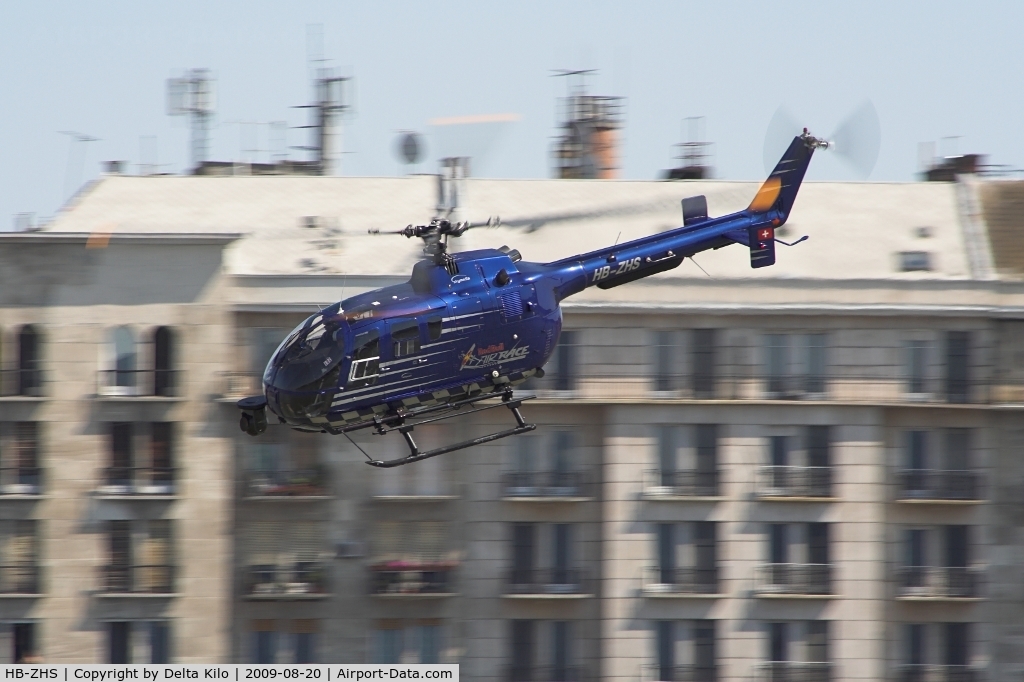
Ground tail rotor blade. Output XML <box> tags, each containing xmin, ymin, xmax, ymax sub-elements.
<box><xmin>763</xmin><ymin>106</ymin><xmax>803</xmax><ymax>175</ymax></box>
<box><xmin>831</xmin><ymin>100</ymin><xmax>881</xmax><ymax>180</ymax></box>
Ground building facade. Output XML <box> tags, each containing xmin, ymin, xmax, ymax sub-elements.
<box><xmin>2</xmin><ymin>173</ymin><xmax>1022</xmax><ymax>678</ymax></box>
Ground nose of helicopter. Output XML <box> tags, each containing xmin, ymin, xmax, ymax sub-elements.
<box><xmin>262</xmin><ymin>309</ymin><xmax>347</xmax><ymax>422</ymax></box>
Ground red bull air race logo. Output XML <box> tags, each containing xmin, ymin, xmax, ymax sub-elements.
<box><xmin>460</xmin><ymin>342</ymin><xmax>530</xmax><ymax>370</ymax></box>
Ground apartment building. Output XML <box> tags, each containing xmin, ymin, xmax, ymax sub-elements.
<box><xmin>6</xmin><ymin>172</ymin><xmax>1023</xmax><ymax>679</ymax></box>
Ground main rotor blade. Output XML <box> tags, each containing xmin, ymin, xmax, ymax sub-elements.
<box><xmin>763</xmin><ymin>106</ymin><xmax>803</xmax><ymax>175</ymax></box>
<box><xmin>830</xmin><ymin>100</ymin><xmax>881</xmax><ymax>180</ymax></box>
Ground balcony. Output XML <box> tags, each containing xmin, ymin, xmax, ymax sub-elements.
<box><xmin>96</xmin><ymin>369</ymin><xmax>183</xmax><ymax>398</ymax></box>
<box><xmin>641</xmin><ymin>566</ymin><xmax>719</xmax><ymax>597</ymax></box>
<box><xmin>898</xmin><ymin>665</ymin><xmax>981</xmax><ymax>682</ymax></box>
<box><xmin>640</xmin><ymin>665</ymin><xmax>717</xmax><ymax>682</ymax></box>
<box><xmin>100</xmin><ymin>564</ymin><xmax>175</xmax><ymax>596</ymax></box>
<box><xmin>501</xmin><ymin>471</ymin><xmax>590</xmax><ymax>501</ymax></box>
<box><xmin>0</xmin><ymin>565</ymin><xmax>41</xmax><ymax>596</ymax></box>
<box><xmin>641</xmin><ymin>469</ymin><xmax>719</xmax><ymax>500</ymax></box>
<box><xmin>755</xmin><ymin>662</ymin><xmax>831</xmax><ymax>682</ymax></box>
<box><xmin>754</xmin><ymin>563</ymin><xmax>833</xmax><ymax>598</ymax></box>
<box><xmin>369</xmin><ymin>561</ymin><xmax>457</xmax><ymax>597</ymax></box>
<box><xmin>503</xmin><ymin>568</ymin><xmax>593</xmax><ymax>599</ymax></box>
<box><xmin>0</xmin><ymin>369</ymin><xmax>46</xmax><ymax>398</ymax></box>
<box><xmin>895</xmin><ymin>566</ymin><xmax>983</xmax><ymax>601</ymax></box>
<box><xmin>220</xmin><ymin>372</ymin><xmax>262</xmax><ymax>401</ymax></box>
<box><xmin>895</xmin><ymin>470</ymin><xmax>982</xmax><ymax>503</ymax></box>
<box><xmin>520</xmin><ymin>342</ymin><xmax>1021</xmax><ymax>406</ymax></box>
<box><xmin>242</xmin><ymin>562</ymin><xmax>328</xmax><ymax>599</ymax></box>
<box><xmin>97</xmin><ymin>467</ymin><xmax>175</xmax><ymax>498</ymax></box>
<box><xmin>755</xmin><ymin>466</ymin><xmax>833</xmax><ymax>500</ymax></box>
<box><xmin>0</xmin><ymin>467</ymin><xmax>42</xmax><ymax>497</ymax></box>
<box><xmin>507</xmin><ymin>665</ymin><xmax>587</xmax><ymax>682</ymax></box>
<box><xmin>242</xmin><ymin>468</ymin><xmax>330</xmax><ymax>499</ymax></box>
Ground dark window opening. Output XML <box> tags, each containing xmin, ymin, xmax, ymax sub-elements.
<box><xmin>426</xmin><ymin>316</ymin><xmax>443</xmax><ymax>342</ymax></box>
<box><xmin>13</xmin><ymin>623</ymin><xmax>35</xmax><ymax>664</ymax></box>
<box><xmin>109</xmin><ymin>622</ymin><xmax>131</xmax><ymax>664</ymax></box>
<box><xmin>17</xmin><ymin>326</ymin><xmax>42</xmax><ymax>396</ymax></box>
<box><xmin>657</xmin><ymin>621</ymin><xmax>674</xmax><ymax>682</ymax></box>
<box><xmin>692</xmin><ymin>329</ymin><xmax>716</xmax><ymax>398</ymax></box>
<box><xmin>553</xmin><ymin>331</ymin><xmax>577</xmax><ymax>391</ymax></box>
<box><xmin>512</xmin><ymin>523</ymin><xmax>535</xmax><ymax>585</ymax></box>
<box><xmin>348</xmin><ymin>329</ymin><xmax>380</xmax><ymax>389</ymax></box>
<box><xmin>13</xmin><ymin>422</ymin><xmax>40</xmax><ymax>490</ymax></box>
<box><xmin>153</xmin><ymin>327</ymin><xmax>175</xmax><ymax>396</ymax></box>
<box><xmin>151</xmin><ymin>423</ymin><xmax>173</xmax><ymax>485</ymax></box>
<box><xmin>150</xmin><ymin>622</ymin><xmax>170</xmax><ymax>663</ymax></box>
<box><xmin>511</xmin><ymin>620</ymin><xmax>534</xmax><ymax>682</ymax></box>
<box><xmin>945</xmin><ymin>331</ymin><xmax>970</xmax><ymax>403</ymax></box>
<box><xmin>110</xmin><ymin>423</ymin><xmax>133</xmax><ymax>486</ymax></box>
<box><xmin>654</xmin><ymin>330</ymin><xmax>675</xmax><ymax>392</ymax></box>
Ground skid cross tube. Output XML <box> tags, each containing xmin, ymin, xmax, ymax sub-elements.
<box><xmin>363</xmin><ymin>394</ymin><xmax>536</xmax><ymax>468</ymax></box>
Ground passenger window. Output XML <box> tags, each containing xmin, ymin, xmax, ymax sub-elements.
<box><xmin>427</xmin><ymin>316</ymin><xmax>443</xmax><ymax>342</ymax></box>
<box><xmin>349</xmin><ymin>329</ymin><xmax>380</xmax><ymax>388</ymax></box>
<box><xmin>391</xmin><ymin>321</ymin><xmax>421</xmax><ymax>358</ymax></box>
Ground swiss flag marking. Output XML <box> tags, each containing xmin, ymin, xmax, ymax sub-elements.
<box><xmin>759</xmin><ymin>228</ymin><xmax>774</xmax><ymax>241</ymax></box>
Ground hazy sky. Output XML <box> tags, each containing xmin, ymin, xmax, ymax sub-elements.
<box><xmin>1</xmin><ymin>1</ymin><xmax>1021</xmax><ymax>228</ymax></box>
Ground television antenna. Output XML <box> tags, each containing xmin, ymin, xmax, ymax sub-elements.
<box><xmin>167</xmin><ymin>68</ymin><xmax>216</xmax><ymax>171</ymax></box>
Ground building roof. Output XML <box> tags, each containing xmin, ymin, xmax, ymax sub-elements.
<box><xmin>44</xmin><ymin>175</ymin><xmax>997</xmax><ymax>284</ymax></box>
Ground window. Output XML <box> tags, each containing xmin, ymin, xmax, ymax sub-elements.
<box><xmin>348</xmin><ymin>329</ymin><xmax>380</xmax><ymax>388</ymax></box>
<box><xmin>151</xmin><ymin>423</ymin><xmax>174</xmax><ymax>489</ymax></box>
<box><xmin>906</xmin><ymin>340</ymin><xmax>928</xmax><ymax>394</ymax></box>
<box><xmin>944</xmin><ymin>623</ymin><xmax>969</xmax><ymax>667</ymax></box>
<box><xmin>899</xmin><ymin>251</ymin><xmax>932</xmax><ymax>272</ymax></box>
<box><xmin>16</xmin><ymin>326</ymin><xmax>42</xmax><ymax>397</ymax></box>
<box><xmin>254</xmin><ymin>629</ymin><xmax>276</xmax><ymax>664</ymax></box>
<box><xmin>692</xmin><ymin>329</ymin><xmax>716</xmax><ymax>398</ymax></box>
<box><xmin>374</xmin><ymin>622</ymin><xmax>443</xmax><ymax>665</ymax></box>
<box><xmin>109</xmin><ymin>423</ymin><xmax>133</xmax><ymax>487</ymax></box>
<box><xmin>426</xmin><ymin>316</ymin><xmax>442</xmax><ymax>342</ymax></box>
<box><xmin>0</xmin><ymin>520</ymin><xmax>39</xmax><ymax>594</ymax></box>
<box><xmin>906</xmin><ymin>624</ymin><xmax>925</xmax><ymax>667</ymax></box>
<box><xmin>552</xmin><ymin>330</ymin><xmax>577</xmax><ymax>391</ymax></box>
<box><xmin>104</xmin><ymin>520</ymin><xmax>173</xmax><ymax>594</ymax></box>
<box><xmin>109</xmin><ymin>622</ymin><xmax>131</xmax><ymax>663</ymax></box>
<box><xmin>293</xmin><ymin>620</ymin><xmax>317</xmax><ymax>664</ymax></box>
<box><xmin>4</xmin><ymin>422</ymin><xmax>41</xmax><ymax>493</ymax></box>
<box><xmin>512</xmin><ymin>524</ymin><xmax>535</xmax><ymax>585</ymax></box>
<box><xmin>153</xmin><ymin>327</ymin><xmax>175</xmax><ymax>396</ymax></box>
<box><xmin>391</xmin><ymin>320</ymin><xmax>420</xmax><ymax>358</ymax></box>
<box><xmin>13</xmin><ymin>623</ymin><xmax>37</xmax><ymax>664</ymax></box>
<box><xmin>244</xmin><ymin>521</ymin><xmax>328</xmax><ymax>597</ymax></box>
<box><xmin>657</xmin><ymin>621</ymin><xmax>675</xmax><ymax>681</ymax></box>
<box><xmin>805</xmin><ymin>333</ymin><xmax>826</xmax><ymax>394</ymax></box>
<box><xmin>111</xmin><ymin>326</ymin><xmax>137</xmax><ymax>391</ymax></box>
<box><xmin>766</xmin><ymin>334</ymin><xmax>789</xmax><ymax>395</ymax></box>
<box><xmin>150</xmin><ymin>622</ymin><xmax>171</xmax><ymax>664</ymax></box>
<box><xmin>769</xmin><ymin>622</ymin><xmax>788</xmax><ymax>662</ymax></box>
<box><xmin>553</xmin><ymin>524</ymin><xmax>570</xmax><ymax>584</ymax></box>
<box><xmin>653</xmin><ymin>330</ymin><xmax>675</xmax><ymax>392</ymax></box>
<box><xmin>945</xmin><ymin>331</ymin><xmax>970</xmax><ymax>403</ymax></box>
<box><xmin>695</xmin><ymin>425</ymin><xmax>718</xmax><ymax>493</ymax></box>
<box><xmin>510</xmin><ymin>620</ymin><xmax>534</xmax><ymax>681</ymax></box>
<box><xmin>945</xmin><ymin>429</ymin><xmax>970</xmax><ymax>471</ymax></box>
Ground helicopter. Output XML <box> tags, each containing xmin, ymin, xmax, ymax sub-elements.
<box><xmin>237</xmin><ymin>130</ymin><xmax>828</xmax><ymax>467</ymax></box>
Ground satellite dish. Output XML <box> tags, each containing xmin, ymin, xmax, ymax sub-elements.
<box><xmin>397</xmin><ymin>132</ymin><xmax>424</xmax><ymax>165</ymax></box>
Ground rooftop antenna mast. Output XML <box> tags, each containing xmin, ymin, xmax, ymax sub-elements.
<box><xmin>58</xmin><ymin>130</ymin><xmax>100</xmax><ymax>204</ymax></box>
<box><xmin>551</xmin><ymin>69</ymin><xmax>624</xmax><ymax>180</ymax></box>
<box><xmin>293</xmin><ymin>25</ymin><xmax>352</xmax><ymax>176</ymax></box>
<box><xmin>167</xmin><ymin>69</ymin><xmax>216</xmax><ymax>171</ymax></box>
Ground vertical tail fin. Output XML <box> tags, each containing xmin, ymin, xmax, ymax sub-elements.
<box><xmin>748</xmin><ymin>132</ymin><xmax>821</xmax><ymax>222</ymax></box>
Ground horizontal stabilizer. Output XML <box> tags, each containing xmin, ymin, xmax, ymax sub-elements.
<box><xmin>682</xmin><ymin>195</ymin><xmax>709</xmax><ymax>226</ymax></box>
<box><xmin>749</xmin><ymin>226</ymin><xmax>776</xmax><ymax>268</ymax></box>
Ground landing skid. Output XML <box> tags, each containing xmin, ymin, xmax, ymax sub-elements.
<box><xmin>338</xmin><ymin>390</ymin><xmax>536</xmax><ymax>468</ymax></box>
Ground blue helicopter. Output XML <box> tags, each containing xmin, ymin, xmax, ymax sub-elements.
<box><xmin>237</xmin><ymin>131</ymin><xmax>827</xmax><ymax>467</ymax></box>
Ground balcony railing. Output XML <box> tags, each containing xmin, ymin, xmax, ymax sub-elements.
<box><xmin>98</xmin><ymin>467</ymin><xmax>175</xmax><ymax>496</ymax></box>
<box><xmin>895</xmin><ymin>566</ymin><xmax>983</xmax><ymax>599</ymax></box>
<box><xmin>754</xmin><ymin>563</ymin><xmax>833</xmax><ymax>597</ymax></box>
<box><xmin>221</xmin><ymin>372</ymin><xmax>262</xmax><ymax>400</ymax></box>
<box><xmin>641</xmin><ymin>566</ymin><xmax>718</xmax><ymax>596</ymax></box>
<box><xmin>898</xmin><ymin>665</ymin><xmax>981</xmax><ymax>682</ymax></box>
<box><xmin>896</xmin><ymin>470</ymin><xmax>982</xmax><ymax>502</ymax></box>
<box><xmin>96</xmin><ymin>369</ymin><xmax>183</xmax><ymax>397</ymax></box>
<box><xmin>519</xmin><ymin>341</ymin><xmax>1020</xmax><ymax>405</ymax></box>
<box><xmin>0</xmin><ymin>467</ymin><xmax>42</xmax><ymax>496</ymax></box>
<box><xmin>243</xmin><ymin>562</ymin><xmax>328</xmax><ymax>598</ymax></box>
<box><xmin>369</xmin><ymin>562</ymin><xmax>457</xmax><ymax>596</ymax></box>
<box><xmin>756</xmin><ymin>466</ymin><xmax>833</xmax><ymax>499</ymax></box>
<box><xmin>102</xmin><ymin>564</ymin><xmax>175</xmax><ymax>595</ymax></box>
<box><xmin>640</xmin><ymin>665</ymin><xmax>717</xmax><ymax>682</ymax></box>
<box><xmin>242</xmin><ymin>468</ymin><xmax>329</xmax><ymax>498</ymax></box>
<box><xmin>504</xmin><ymin>568</ymin><xmax>593</xmax><ymax>597</ymax></box>
<box><xmin>642</xmin><ymin>469</ymin><xmax>719</xmax><ymax>498</ymax></box>
<box><xmin>501</xmin><ymin>471</ymin><xmax>589</xmax><ymax>499</ymax></box>
<box><xmin>507</xmin><ymin>665</ymin><xmax>586</xmax><ymax>682</ymax></box>
<box><xmin>0</xmin><ymin>369</ymin><xmax>46</xmax><ymax>397</ymax></box>
<box><xmin>755</xmin><ymin>662</ymin><xmax>831</xmax><ymax>682</ymax></box>
<box><xmin>0</xmin><ymin>564</ymin><xmax>41</xmax><ymax>594</ymax></box>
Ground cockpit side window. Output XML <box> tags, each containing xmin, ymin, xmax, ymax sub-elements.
<box><xmin>426</xmin><ymin>316</ymin><xmax>443</xmax><ymax>342</ymax></box>
<box><xmin>391</xmin><ymin>320</ymin><xmax>421</xmax><ymax>358</ymax></box>
<box><xmin>348</xmin><ymin>328</ymin><xmax>380</xmax><ymax>389</ymax></box>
